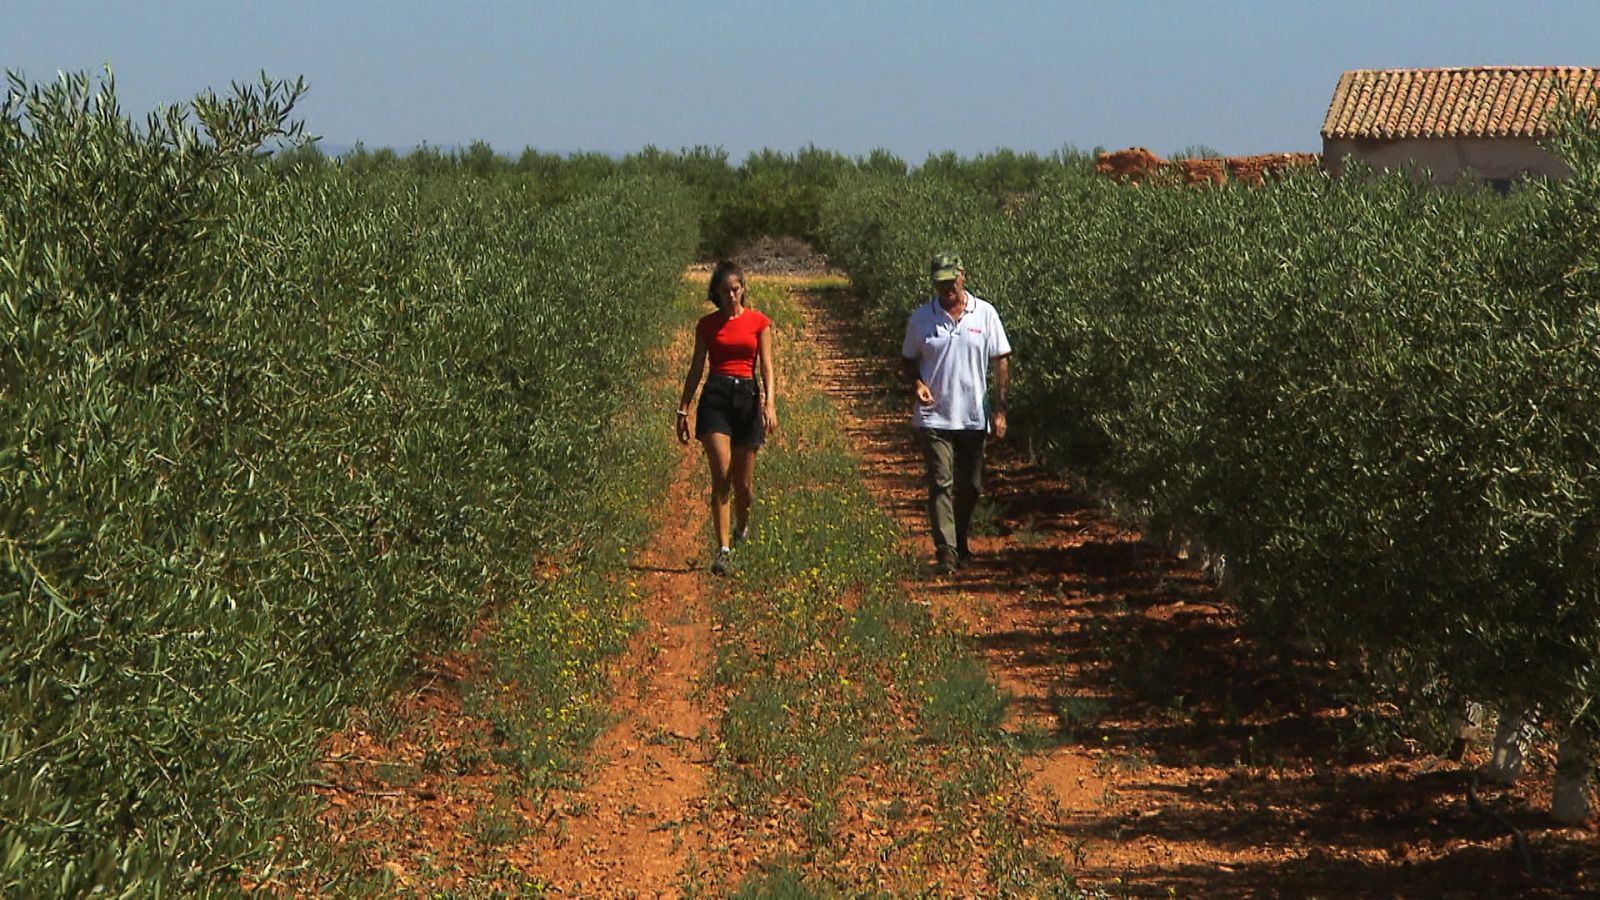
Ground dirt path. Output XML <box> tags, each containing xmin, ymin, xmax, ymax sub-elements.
<box><xmin>527</xmin><ymin>444</ymin><xmax>720</xmax><ymax>895</ymax></box>
<box><xmin>797</xmin><ymin>283</ymin><xmax>1597</xmax><ymax>897</ymax></box>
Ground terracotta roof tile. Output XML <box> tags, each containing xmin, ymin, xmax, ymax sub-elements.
<box><xmin>1508</xmin><ymin>76</ymin><xmax>1536</xmax><ymax>134</ymax></box>
<box><xmin>1407</xmin><ymin>73</ymin><xmax>1436</xmax><ymax>138</ymax></box>
<box><xmin>1323</xmin><ymin>67</ymin><xmax>1600</xmax><ymax>139</ymax></box>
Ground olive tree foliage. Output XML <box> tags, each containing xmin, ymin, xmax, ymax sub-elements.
<box><xmin>2</xmin><ymin>71</ymin><xmax>317</xmax><ymax>895</ymax></box>
<box><xmin>1</xmin><ymin>71</ymin><xmax>697</xmax><ymax>893</ymax></box>
<box><xmin>1465</xmin><ymin>102</ymin><xmax>1600</xmax><ymax>729</ymax></box>
<box><xmin>817</xmin><ymin>109</ymin><xmax>1600</xmax><ymax>751</ymax></box>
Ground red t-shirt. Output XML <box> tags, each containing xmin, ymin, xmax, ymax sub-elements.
<box><xmin>697</xmin><ymin>308</ymin><xmax>771</xmax><ymax>378</ymax></box>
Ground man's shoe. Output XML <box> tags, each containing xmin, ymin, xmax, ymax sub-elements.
<box><xmin>934</xmin><ymin>548</ymin><xmax>959</xmax><ymax>576</ymax></box>
<box><xmin>732</xmin><ymin>524</ymin><xmax>751</xmax><ymax>547</ymax></box>
<box><xmin>956</xmin><ymin>543</ymin><xmax>974</xmax><ymax>566</ymax></box>
<box><xmin>710</xmin><ymin>547</ymin><xmax>732</xmax><ymax>576</ymax></box>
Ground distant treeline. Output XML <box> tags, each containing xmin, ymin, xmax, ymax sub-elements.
<box><xmin>273</xmin><ymin>139</ymin><xmax>1099</xmax><ymax>258</ymax></box>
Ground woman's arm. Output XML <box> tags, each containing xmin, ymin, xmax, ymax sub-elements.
<box><xmin>677</xmin><ymin>332</ymin><xmax>708</xmax><ymax>444</ymax></box>
<box><xmin>758</xmin><ymin>326</ymin><xmax>778</xmax><ymax>433</ymax></box>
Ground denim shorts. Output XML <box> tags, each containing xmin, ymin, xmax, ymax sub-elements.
<box><xmin>696</xmin><ymin>373</ymin><xmax>765</xmax><ymax>447</ymax></box>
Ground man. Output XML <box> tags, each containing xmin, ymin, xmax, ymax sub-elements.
<box><xmin>901</xmin><ymin>253</ymin><xmax>1011</xmax><ymax>575</ymax></box>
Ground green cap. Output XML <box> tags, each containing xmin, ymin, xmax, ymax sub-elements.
<box><xmin>930</xmin><ymin>253</ymin><xmax>963</xmax><ymax>282</ymax></box>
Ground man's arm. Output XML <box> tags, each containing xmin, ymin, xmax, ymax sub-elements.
<box><xmin>904</xmin><ymin>356</ymin><xmax>933</xmax><ymax>406</ymax></box>
<box><xmin>990</xmin><ymin>354</ymin><xmax>1010</xmax><ymax>439</ymax></box>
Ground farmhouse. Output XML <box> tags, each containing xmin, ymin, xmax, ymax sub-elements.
<box><xmin>1321</xmin><ymin>66</ymin><xmax>1600</xmax><ymax>187</ymax></box>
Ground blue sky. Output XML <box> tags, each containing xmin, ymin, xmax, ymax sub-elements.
<box><xmin>5</xmin><ymin>1</ymin><xmax>1596</xmax><ymax>161</ymax></box>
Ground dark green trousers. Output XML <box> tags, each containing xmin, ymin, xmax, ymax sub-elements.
<box><xmin>918</xmin><ymin>428</ymin><xmax>986</xmax><ymax>555</ymax></box>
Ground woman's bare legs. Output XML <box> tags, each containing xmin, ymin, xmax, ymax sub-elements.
<box><xmin>730</xmin><ymin>445</ymin><xmax>758</xmax><ymax>538</ymax></box>
<box><xmin>700</xmin><ymin>433</ymin><xmax>734</xmax><ymax>550</ymax></box>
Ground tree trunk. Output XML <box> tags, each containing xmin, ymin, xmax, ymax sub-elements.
<box><xmin>1552</xmin><ymin>731</ymin><xmax>1593</xmax><ymax>825</ymax></box>
<box><xmin>1485</xmin><ymin>705</ymin><xmax>1533</xmax><ymax>784</ymax></box>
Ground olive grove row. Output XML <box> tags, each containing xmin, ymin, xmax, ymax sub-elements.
<box><xmin>0</xmin><ymin>73</ymin><xmax>697</xmax><ymax>892</ymax></box>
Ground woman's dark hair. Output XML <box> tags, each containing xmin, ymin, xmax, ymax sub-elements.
<box><xmin>707</xmin><ymin>260</ymin><xmax>746</xmax><ymax>305</ymax></box>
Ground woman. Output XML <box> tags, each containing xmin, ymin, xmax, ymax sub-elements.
<box><xmin>676</xmin><ymin>260</ymin><xmax>778</xmax><ymax>575</ymax></box>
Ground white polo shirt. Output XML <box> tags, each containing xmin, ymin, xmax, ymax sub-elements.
<box><xmin>901</xmin><ymin>292</ymin><xmax>1011</xmax><ymax>431</ymax></box>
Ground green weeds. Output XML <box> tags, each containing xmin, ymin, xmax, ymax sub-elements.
<box><xmin>732</xmin><ymin>863</ymin><xmax>843</xmax><ymax>899</ymax></box>
<box><xmin>1053</xmin><ymin>692</ymin><xmax>1111</xmax><ymax>739</ymax></box>
<box><xmin>923</xmin><ymin>658</ymin><xmax>1009</xmax><ymax>744</ymax></box>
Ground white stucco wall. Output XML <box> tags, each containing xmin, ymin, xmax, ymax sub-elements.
<box><xmin>1323</xmin><ymin>136</ymin><xmax>1572</xmax><ymax>183</ymax></box>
